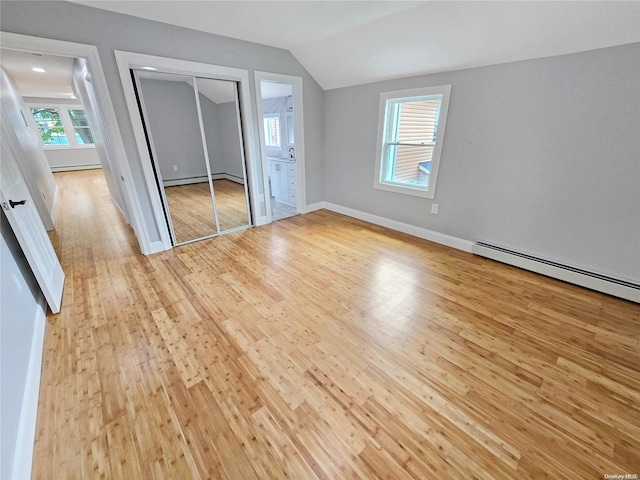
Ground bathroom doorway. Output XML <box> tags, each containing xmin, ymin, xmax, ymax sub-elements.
<box><xmin>255</xmin><ymin>72</ymin><xmax>306</xmax><ymax>222</ymax></box>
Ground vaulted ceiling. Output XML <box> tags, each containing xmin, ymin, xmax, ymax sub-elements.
<box><xmin>67</xmin><ymin>1</ymin><xmax>640</xmax><ymax>90</ymax></box>
<box><xmin>3</xmin><ymin>2</ymin><xmax>640</xmax><ymax>96</ymax></box>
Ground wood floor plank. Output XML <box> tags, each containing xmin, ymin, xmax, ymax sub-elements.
<box><xmin>31</xmin><ymin>169</ymin><xmax>640</xmax><ymax>479</ymax></box>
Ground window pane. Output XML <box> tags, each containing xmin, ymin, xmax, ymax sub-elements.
<box><xmin>263</xmin><ymin>116</ymin><xmax>280</xmax><ymax>147</ymax></box>
<box><xmin>31</xmin><ymin>108</ymin><xmax>69</xmax><ymax>145</ymax></box>
<box><xmin>395</xmin><ymin>98</ymin><xmax>441</xmax><ymax>144</ymax></box>
<box><xmin>68</xmin><ymin>109</ymin><xmax>90</xmax><ymax>127</ymax></box>
<box><xmin>384</xmin><ymin>144</ymin><xmax>433</xmax><ymax>187</ymax></box>
<box><xmin>75</xmin><ymin>128</ymin><xmax>94</xmax><ymax>145</ymax></box>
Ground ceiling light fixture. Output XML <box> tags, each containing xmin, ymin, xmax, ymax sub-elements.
<box><xmin>32</xmin><ymin>67</ymin><xmax>46</xmax><ymax>73</ymax></box>
<box><xmin>141</xmin><ymin>66</ymin><xmax>157</xmax><ymax>71</ymax></box>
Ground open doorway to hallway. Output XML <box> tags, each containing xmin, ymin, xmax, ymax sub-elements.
<box><xmin>0</xmin><ymin>47</ymin><xmax>128</xmax><ymax>225</ymax></box>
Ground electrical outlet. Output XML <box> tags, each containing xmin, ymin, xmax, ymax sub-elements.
<box><xmin>431</xmin><ymin>203</ymin><xmax>439</xmax><ymax>214</ymax></box>
<box><xmin>173</xmin><ymin>165</ymin><xmax>178</xmax><ymax>172</ymax></box>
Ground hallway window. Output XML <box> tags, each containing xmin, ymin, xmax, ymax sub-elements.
<box><xmin>68</xmin><ymin>109</ymin><xmax>95</xmax><ymax>145</ymax></box>
<box><xmin>31</xmin><ymin>107</ymin><xmax>69</xmax><ymax>145</ymax></box>
<box><xmin>30</xmin><ymin>106</ymin><xmax>95</xmax><ymax>148</ymax></box>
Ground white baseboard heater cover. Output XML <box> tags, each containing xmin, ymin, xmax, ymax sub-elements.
<box><xmin>472</xmin><ymin>242</ymin><xmax>640</xmax><ymax>304</ymax></box>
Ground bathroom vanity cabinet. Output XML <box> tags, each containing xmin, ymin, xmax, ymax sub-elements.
<box><xmin>269</xmin><ymin>158</ymin><xmax>296</xmax><ymax>207</ymax></box>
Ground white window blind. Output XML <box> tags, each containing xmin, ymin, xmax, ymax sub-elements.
<box><xmin>390</xmin><ymin>99</ymin><xmax>440</xmax><ymax>183</ymax></box>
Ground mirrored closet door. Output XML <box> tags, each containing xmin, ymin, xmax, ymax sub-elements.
<box><xmin>133</xmin><ymin>70</ymin><xmax>251</xmax><ymax>246</ymax></box>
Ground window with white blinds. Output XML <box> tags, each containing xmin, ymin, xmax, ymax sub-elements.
<box><xmin>263</xmin><ymin>114</ymin><xmax>281</xmax><ymax>147</ymax></box>
<box><xmin>374</xmin><ymin>85</ymin><xmax>451</xmax><ymax>199</ymax></box>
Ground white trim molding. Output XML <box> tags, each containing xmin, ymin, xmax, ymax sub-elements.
<box><xmin>50</xmin><ymin>165</ymin><xmax>102</xmax><ymax>173</ymax></box>
<box><xmin>306</xmin><ymin>201</ymin><xmax>474</xmax><ymax>252</ymax></box>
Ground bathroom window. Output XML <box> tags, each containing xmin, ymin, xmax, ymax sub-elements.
<box><xmin>263</xmin><ymin>114</ymin><xmax>281</xmax><ymax>147</ymax></box>
<box><xmin>374</xmin><ymin>85</ymin><xmax>451</xmax><ymax>199</ymax></box>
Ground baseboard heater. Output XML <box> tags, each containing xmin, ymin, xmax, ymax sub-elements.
<box><xmin>472</xmin><ymin>242</ymin><xmax>640</xmax><ymax>304</ymax></box>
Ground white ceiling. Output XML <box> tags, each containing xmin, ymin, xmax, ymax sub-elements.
<box><xmin>0</xmin><ymin>48</ymin><xmax>76</xmax><ymax>98</ymax></box>
<box><xmin>260</xmin><ymin>82</ymin><xmax>293</xmax><ymax>100</ymax></box>
<box><xmin>73</xmin><ymin>0</ymin><xmax>640</xmax><ymax>90</ymax></box>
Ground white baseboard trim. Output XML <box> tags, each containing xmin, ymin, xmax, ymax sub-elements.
<box><xmin>305</xmin><ymin>201</ymin><xmax>474</xmax><ymax>253</ymax></box>
<box><xmin>163</xmin><ymin>176</ymin><xmax>208</xmax><ymax>187</ymax></box>
<box><xmin>164</xmin><ymin>174</ymin><xmax>245</xmax><ymax>187</ymax></box>
<box><xmin>211</xmin><ymin>173</ymin><xmax>245</xmax><ymax>185</ymax></box>
<box><xmin>11</xmin><ymin>295</ymin><xmax>47</xmax><ymax>480</ymax></box>
<box><xmin>50</xmin><ymin>164</ymin><xmax>102</xmax><ymax>172</ymax></box>
<box><xmin>147</xmin><ymin>240</ymin><xmax>167</xmax><ymax>255</ymax></box>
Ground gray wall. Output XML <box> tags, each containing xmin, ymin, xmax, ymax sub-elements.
<box><xmin>324</xmin><ymin>43</ymin><xmax>640</xmax><ymax>283</ymax></box>
<box><xmin>138</xmin><ymin>78</ymin><xmax>245</xmax><ymax>183</ymax></box>
<box><xmin>201</xmin><ymin>98</ymin><xmax>245</xmax><ymax>181</ymax></box>
<box><xmin>0</xmin><ymin>0</ymin><xmax>325</xmax><ymax>242</ymax></box>
<box><xmin>138</xmin><ymin>78</ymin><xmax>207</xmax><ymax>182</ymax></box>
<box><xmin>1</xmin><ymin>212</ymin><xmax>42</xmax><ymax>480</ymax></box>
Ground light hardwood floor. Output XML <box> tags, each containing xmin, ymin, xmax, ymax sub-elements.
<box><xmin>164</xmin><ymin>179</ymin><xmax>250</xmax><ymax>244</ymax></box>
<box><xmin>37</xmin><ymin>169</ymin><xmax>640</xmax><ymax>479</ymax></box>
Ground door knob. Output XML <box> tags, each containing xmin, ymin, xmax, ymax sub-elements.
<box><xmin>9</xmin><ymin>199</ymin><xmax>27</xmax><ymax>208</ymax></box>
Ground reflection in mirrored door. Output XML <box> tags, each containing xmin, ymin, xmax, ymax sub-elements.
<box><xmin>133</xmin><ymin>71</ymin><xmax>252</xmax><ymax>246</ymax></box>
<box><xmin>196</xmin><ymin>77</ymin><xmax>251</xmax><ymax>233</ymax></box>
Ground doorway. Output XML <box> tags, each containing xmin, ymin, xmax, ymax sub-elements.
<box><xmin>0</xmin><ymin>32</ymin><xmax>150</xmax><ymax>253</ymax></box>
<box><xmin>255</xmin><ymin>72</ymin><xmax>306</xmax><ymax>222</ymax></box>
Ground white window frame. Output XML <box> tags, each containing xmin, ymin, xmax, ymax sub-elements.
<box><xmin>374</xmin><ymin>85</ymin><xmax>451</xmax><ymax>199</ymax></box>
<box><xmin>28</xmin><ymin>104</ymin><xmax>96</xmax><ymax>150</ymax></box>
<box><xmin>67</xmin><ymin>108</ymin><xmax>95</xmax><ymax>146</ymax></box>
<box><xmin>30</xmin><ymin>106</ymin><xmax>70</xmax><ymax>147</ymax></box>
<box><xmin>263</xmin><ymin>113</ymin><xmax>281</xmax><ymax>148</ymax></box>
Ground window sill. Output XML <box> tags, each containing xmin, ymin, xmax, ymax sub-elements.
<box><xmin>374</xmin><ymin>181</ymin><xmax>436</xmax><ymax>199</ymax></box>
<box><xmin>42</xmin><ymin>145</ymin><xmax>97</xmax><ymax>151</ymax></box>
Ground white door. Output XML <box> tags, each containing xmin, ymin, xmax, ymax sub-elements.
<box><xmin>1</xmin><ymin>124</ymin><xmax>65</xmax><ymax>314</ymax></box>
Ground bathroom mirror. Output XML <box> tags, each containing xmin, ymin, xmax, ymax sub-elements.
<box><xmin>196</xmin><ymin>77</ymin><xmax>251</xmax><ymax>233</ymax></box>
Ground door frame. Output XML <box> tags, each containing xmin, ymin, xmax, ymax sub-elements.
<box><xmin>115</xmin><ymin>50</ymin><xmax>262</xmax><ymax>252</ymax></box>
<box><xmin>0</xmin><ymin>32</ymin><xmax>152</xmax><ymax>253</ymax></box>
<box><xmin>254</xmin><ymin>71</ymin><xmax>307</xmax><ymax>221</ymax></box>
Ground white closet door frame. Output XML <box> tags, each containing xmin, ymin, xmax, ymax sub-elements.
<box><xmin>115</xmin><ymin>50</ymin><xmax>263</xmax><ymax>252</ymax></box>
